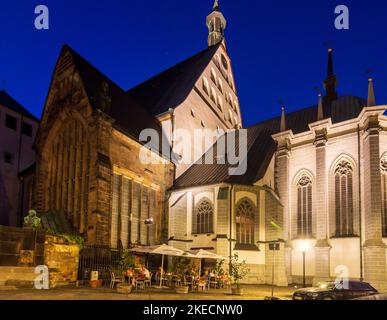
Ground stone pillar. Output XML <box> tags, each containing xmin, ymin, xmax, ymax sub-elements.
<box><xmin>87</xmin><ymin>111</ymin><xmax>113</xmax><ymax>246</ymax></box>
<box><xmin>273</xmin><ymin>132</ymin><xmax>292</xmax><ymax>283</ymax></box>
<box><xmin>216</xmin><ymin>187</ymin><xmax>230</xmax><ymax>259</ymax></box>
<box><xmin>313</xmin><ymin>127</ymin><xmax>331</xmax><ymax>284</ymax></box>
<box><xmin>363</xmin><ymin>114</ymin><xmax>387</xmax><ymax>291</ymax></box>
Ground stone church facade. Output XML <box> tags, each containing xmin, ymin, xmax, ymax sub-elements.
<box><xmin>27</xmin><ymin>0</ymin><xmax>387</xmax><ymax>290</ymax></box>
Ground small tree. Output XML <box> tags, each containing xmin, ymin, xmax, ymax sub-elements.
<box><xmin>214</xmin><ymin>260</ymin><xmax>225</xmax><ymax>276</ymax></box>
<box><xmin>119</xmin><ymin>249</ymin><xmax>136</xmax><ymax>272</ymax></box>
<box><xmin>229</xmin><ymin>253</ymin><xmax>250</xmax><ymax>289</ymax></box>
<box><xmin>172</xmin><ymin>257</ymin><xmax>193</xmax><ymax>284</ymax></box>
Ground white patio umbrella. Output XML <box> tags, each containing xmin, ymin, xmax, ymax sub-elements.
<box><xmin>130</xmin><ymin>244</ymin><xmax>195</xmax><ymax>288</ymax></box>
<box><xmin>194</xmin><ymin>250</ymin><xmax>228</xmax><ymax>277</ymax></box>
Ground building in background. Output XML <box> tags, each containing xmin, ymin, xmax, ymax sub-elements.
<box><xmin>0</xmin><ymin>90</ymin><xmax>39</xmax><ymax>226</ymax></box>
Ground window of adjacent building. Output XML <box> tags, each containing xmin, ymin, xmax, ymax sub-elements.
<box><xmin>381</xmin><ymin>156</ymin><xmax>387</xmax><ymax>237</ymax></box>
<box><xmin>3</xmin><ymin>152</ymin><xmax>13</xmax><ymax>164</ymax></box>
<box><xmin>297</xmin><ymin>175</ymin><xmax>313</xmax><ymax>237</ymax></box>
<box><xmin>236</xmin><ymin>198</ymin><xmax>256</xmax><ymax>245</ymax></box>
<box><xmin>334</xmin><ymin>160</ymin><xmax>354</xmax><ymax>237</ymax></box>
<box><xmin>193</xmin><ymin>198</ymin><xmax>214</xmax><ymax>234</ymax></box>
<box><xmin>22</xmin><ymin>122</ymin><xmax>33</xmax><ymax>137</ymax></box>
<box><xmin>191</xmin><ymin>109</ymin><xmax>196</xmax><ymax>118</ymax></box>
<box><xmin>5</xmin><ymin>114</ymin><xmax>17</xmax><ymax>130</ymax></box>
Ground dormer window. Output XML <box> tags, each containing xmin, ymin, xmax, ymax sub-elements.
<box><xmin>210</xmin><ymin>87</ymin><xmax>216</xmax><ymax>103</ymax></box>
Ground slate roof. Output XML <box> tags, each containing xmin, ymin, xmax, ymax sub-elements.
<box><xmin>0</xmin><ymin>90</ymin><xmax>39</xmax><ymax>122</ymax></box>
<box><xmin>65</xmin><ymin>45</ymin><xmax>163</xmax><ymax>143</ymax></box>
<box><xmin>173</xmin><ymin>95</ymin><xmax>368</xmax><ymax>189</ymax></box>
<box><xmin>127</xmin><ymin>43</ymin><xmax>221</xmax><ymax>116</ymax></box>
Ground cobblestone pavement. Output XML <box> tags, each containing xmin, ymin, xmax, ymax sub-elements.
<box><xmin>0</xmin><ymin>285</ymin><xmax>296</xmax><ymax>300</ymax></box>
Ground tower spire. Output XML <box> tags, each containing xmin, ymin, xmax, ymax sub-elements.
<box><xmin>323</xmin><ymin>48</ymin><xmax>338</xmax><ymax>105</ymax></box>
<box><xmin>367</xmin><ymin>77</ymin><xmax>376</xmax><ymax>106</ymax></box>
<box><xmin>280</xmin><ymin>106</ymin><xmax>286</xmax><ymax>132</ymax></box>
<box><xmin>317</xmin><ymin>93</ymin><xmax>324</xmax><ymax>121</ymax></box>
<box><xmin>213</xmin><ymin>0</ymin><xmax>220</xmax><ymax>11</ymax></box>
<box><xmin>206</xmin><ymin>0</ymin><xmax>227</xmax><ymax>47</ymax></box>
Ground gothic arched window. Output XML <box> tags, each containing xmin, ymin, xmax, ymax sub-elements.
<box><xmin>236</xmin><ymin>198</ymin><xmax>256</xmax><ymax>245</ymax></box>
<box><xmin>297</xmin><ymin>175</ymin><xmax>313</xmax><ymax>237</ymax></box>
<box><xmin>334</xmin><ymin>160</ymin><xmax>354</xmax><ymax>237</ymax></box>
<box><xmin>193</xmin><ymin>198</ymin><xmax>214</xmax><ymax>234</ymax></box>
<box><xmin>380</xmin><ymin>155</ymin><xmax>387</xmax><ymax>237</ymax></box>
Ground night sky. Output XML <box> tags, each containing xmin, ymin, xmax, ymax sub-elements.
<box><xmin>1</xmin><ymin>0</ymin><xmax>387</xmax><ymax>127</ymax></box>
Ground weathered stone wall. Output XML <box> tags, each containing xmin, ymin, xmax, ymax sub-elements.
<box><xmin>44</xmin><ymin>235</ymin><xmax>79</xmax><ymax>288</ymax></box>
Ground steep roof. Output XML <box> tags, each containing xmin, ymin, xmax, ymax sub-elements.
<box><xmin>127</xmin><ymin>43</ymin><xmax>221</xmax><ymax>116</ymax></box>
<box><xmin>64</xmin><ymin>45</ymin><xmax>163</xmax><ymax>142</ymax></box>
<box><xmin>174</xmin><ymin>95</ymin><xmax>368</xmax><ymax>189</ymax></box>
<box><xmin>0</xmin><ymin>90</ymin><xmax>39</xmax><ymax>122</ymax></box>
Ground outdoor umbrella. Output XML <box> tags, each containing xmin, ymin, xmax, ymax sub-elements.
<box><xmin>193</xmin><ymin>250</ymin><xmax>228</xmax><ymax>277</ymax></box>
<box><xmin>130</xmin><ymin>244</ymin><xmax>195</xmax><ymax>288</ymax></box>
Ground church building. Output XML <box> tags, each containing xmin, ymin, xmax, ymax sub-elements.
<box><xmin>29</xmin><ymin>0</ymin><xmax>387</xmax><ymax>290</ymax></box>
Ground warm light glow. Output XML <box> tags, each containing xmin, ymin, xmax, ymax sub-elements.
<box><xmin>299</xmin><ymin>240</ymin><xmax>310</xmax><ymax>253</ymax></box>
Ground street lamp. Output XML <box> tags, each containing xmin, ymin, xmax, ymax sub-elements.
<box><xmin>299</xmin><ymin>240</ymin><xmax>309</xmax><ymax>288</ymax></box>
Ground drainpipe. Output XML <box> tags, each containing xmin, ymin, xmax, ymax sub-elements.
<box><xmin>229</xmin><ymin>184</ymin><xmax>234</xmax><ymax>273</ymax></box>
<box><xmin>358</xmin><ymin>124</ymin><xmax>364</xmax><ymax>281</ymax></box>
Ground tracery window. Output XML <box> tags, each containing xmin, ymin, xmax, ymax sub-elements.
<box><xmin>334</xmin><ymin>160</ymin><xmax>354</xmax><ymax>237</ymax></box>
<box><xmin>193</xmin><ymin>198</ymin><xmax>214</xmax><ymax>234</ymax></box>
<box><xmin>297</xmin><ymin>175</ymin><xmax>312</xmax><ymax>237</ymax></box>
<box><xmin>236</xmin><ymin>198</ymin><xmax>256</xmax><ymax>245</ymax></box>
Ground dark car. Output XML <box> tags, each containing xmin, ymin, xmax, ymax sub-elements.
<box><xmin>292</xmin><ymin>281</ymin><xmax>378</xmax><ymax>300</ymax></box>
<box><xmin>353</xmin><ymin>294</ymin><xmax>387</xmax><ymax>300</ymax></box>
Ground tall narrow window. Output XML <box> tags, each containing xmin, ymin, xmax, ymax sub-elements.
<box><xmin>334</xmin><ymin>160</ymin><xmax>354</xmax><ymax>237</ymax></box>
<box><xmin>236</xmin><ymin>198</ymin><xmax>256</xmax><ymax>245</ymax></box>
<box><xmin>381</xmin><ymin>156</ymin><xmax>387</xmax><ymax>237</ymax></box>
<box><xmin>193</xmin><ymin>198</ymin><xmax>214</xmax><ymax>234</ymax></box>
<box><xmin>297</xmin><ymin>175</ymin><xmax>312</xmax><ymax>237</ymax></box>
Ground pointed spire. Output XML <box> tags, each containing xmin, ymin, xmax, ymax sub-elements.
<box><xmin>367</xmin><ymin>77</ymin><xmax>376</xmax><ymax>106</ymax></box>
<box><xmin>323</xmin><ymin>48</ymin><xmax>338</xmax><ymax>105</ymax></box>
<box><xmin>206</xmin><ymin>0</ymin><xmax>226</xmax><ymax>47</ymax></box>
<box><xmin>280</xmin><ymin>106</ymin><xmax>286</xmax><ymax>132</ymax></box>
<box><xmin>213</xmin><ymin>0</ymin><xmax>220</xmax><ymax>11</ymax></box>
<box><xmin>327</xmin><ymin>48</ymin><xmax>334</xmax><ymax>77</ymax></box>
<box><xmin>317</xmin><ymin>93</ymin><xmax>324</xmax><ymax>121</ymax></box>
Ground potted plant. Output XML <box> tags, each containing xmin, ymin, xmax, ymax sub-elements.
<box><xmin>173</xmin><ymin>257</ymin><xmax>192</xmax><ymax>294</ymax></box>
<box><xmin>23</xmin><ymin>210</ymin><xmax>42</xmax><ymax>230</ymax></box>
<box><xmin>116</xmin><ymin>249</ymin><xmax>135</xmax><ymax>294</ymax></box>
<box><xmin>229</xmin><ymin>253</ymin><xmax>250</xmax><ymax>296</ymax></box>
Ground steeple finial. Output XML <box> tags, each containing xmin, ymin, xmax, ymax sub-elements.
<box><xmin>206</xmin><ymin>0</ymin><xmax>226</xmax><ymax>47</ymax></box>
<box><xmin>317</xmin><ymin>93</ymin><xmax>324</xmax><ymax>121</ymax></box>
<box><xmin>280</xmin><ymin>106</ymin><xmax>286</xmax><ymax>132</ymax></box>
<box><xmin>367</xmin><ymin>78</ymin><xmax>376</xmax><ymax>106</ymax></box>
<box><xmin>323</xmin><ymin>48</ymin><xmax>338</xmax><ymax>105</ymax></box>
<box><xmin>213</xmin><ymin>0</ymin><xmax>220</xmax><ymax>11</ymax></box>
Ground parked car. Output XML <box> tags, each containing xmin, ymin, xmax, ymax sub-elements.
<box><xmin>292</xmin><ymin>281</ymin><xmax>378</xmax><ymax>300</ymax></box>
<box><xmin>353</xmin><ymin>294</ymin><xmax>387</xmax><ymax>300</ymax></box>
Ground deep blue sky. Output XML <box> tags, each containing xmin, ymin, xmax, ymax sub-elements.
<box><xmin>1</xmin><ymin>0</ymin><xmax>387</xmax><ymax>127</ymax></box>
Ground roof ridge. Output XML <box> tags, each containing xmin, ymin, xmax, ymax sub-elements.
<box><xmin>126</xmin><ymin>44</ymin><xmax>221</xmax><ymax>93</ymax></box>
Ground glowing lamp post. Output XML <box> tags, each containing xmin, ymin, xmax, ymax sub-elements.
<box><xmin>299</xmin><ymin>241</ymin><xmax>309</xmax><ymax>288</ymax></box>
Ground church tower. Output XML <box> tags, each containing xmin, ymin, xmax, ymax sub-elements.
<box><xmin>206</xmin><ymin>0</ymin><xmax>227</xmax><ymax>47</ymax></box>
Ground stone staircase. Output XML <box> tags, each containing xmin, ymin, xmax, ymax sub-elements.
<box><xmin>0</xmin><ymin>267</ymin><xmax>36</xmax><ymax>289</ymax></box>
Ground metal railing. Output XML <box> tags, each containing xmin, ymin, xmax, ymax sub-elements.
<box><xmin>78</xmin><ymin>245</ymin><xmax>121</xmax><ymax>285</ymax></box>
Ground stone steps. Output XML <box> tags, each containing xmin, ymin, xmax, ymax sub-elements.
<box><xmin>0</xmin><ymin>267</ymin><xmax>36</xmax><ymax>288</ymax></box>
